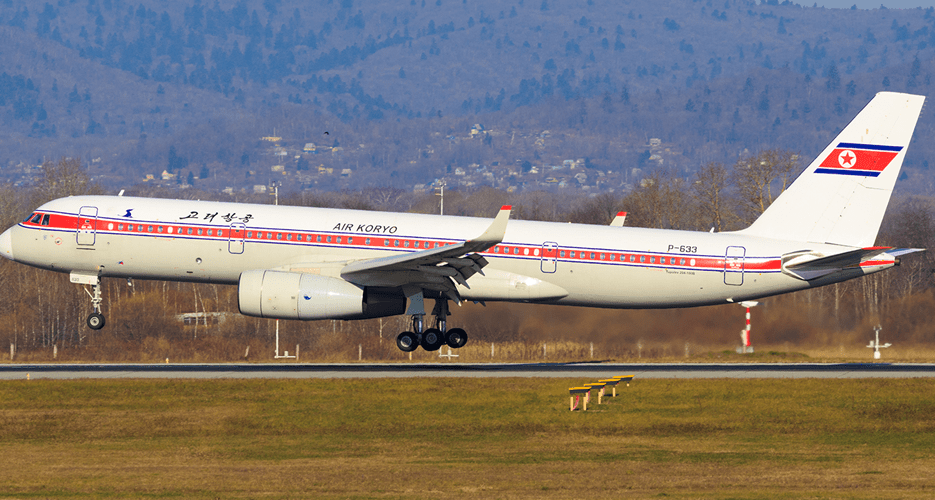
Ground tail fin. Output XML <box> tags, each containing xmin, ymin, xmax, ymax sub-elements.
<box><xmin>740</xmin><ymin>92</ymin><xmax>925</xmax><ymax>247</ymax></box>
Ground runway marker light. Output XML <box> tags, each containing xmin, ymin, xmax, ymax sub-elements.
<box><xmin>569</xmin><ymin>387</ymin><xmax>591</xmax><ymax>411</ymax></box>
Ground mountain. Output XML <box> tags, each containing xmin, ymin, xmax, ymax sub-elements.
<box><xmin>1</xmin><ymin>0</ymin><xmax>934</xmax><ymax>194</ymax></box>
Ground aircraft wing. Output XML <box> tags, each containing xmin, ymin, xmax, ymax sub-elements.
<box><xmin>340</xmin><ymin>206</ymin><xmax>511</xmax><ymax>302</ymax></box>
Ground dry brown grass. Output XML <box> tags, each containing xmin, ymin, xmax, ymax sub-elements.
<box><xmin>1</xmin><ymin>378</ymin><xmax>935</xmax><ymax>498</ymax></box>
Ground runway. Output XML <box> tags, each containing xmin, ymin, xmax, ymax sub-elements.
<box><xmin>2</xmin><ymin>362</ymin><xmax>935</xmax><ymax>379</ymax></box>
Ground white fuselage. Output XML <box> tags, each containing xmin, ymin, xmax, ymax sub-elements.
<box><xmin>2</xmin><ymin>195</ymin><xmax>880</xmax><ymax>309</ymax></box>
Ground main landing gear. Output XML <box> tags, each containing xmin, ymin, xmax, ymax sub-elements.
<box><xmin>395</xmin><ymin>299</ymin><xmax>468</xmax><ymax>353</ymax></box>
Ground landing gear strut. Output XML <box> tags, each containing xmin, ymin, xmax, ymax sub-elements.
<box><xmin>395</xmin><ymin>298</ymin><xmax>469</xmax><ymax>352</ymax></box>
<box><xmin>85</xmin><ymin>280</ymin><xmax>105</xmax><ymax>330</ymax></box>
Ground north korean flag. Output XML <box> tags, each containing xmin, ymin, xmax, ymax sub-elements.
<box><xmin>815</xmin><ymin>142</ymin><xmax>902</xmax><ymax>177</ymax></box>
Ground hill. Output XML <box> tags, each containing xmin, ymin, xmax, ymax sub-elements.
<box><xmin>0</xmin><ymin>0</ymin><xmax>934</xmax><ymax>194</ymax></box>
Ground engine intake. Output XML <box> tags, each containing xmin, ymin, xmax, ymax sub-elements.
<box><xmin>238</xmin><ymin>270</ymin><xmax>404</xmax><ymax>320</ymax></box>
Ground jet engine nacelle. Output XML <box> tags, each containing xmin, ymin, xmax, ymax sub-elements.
<box><xmin>238</xmin><ymin>270</ymin><xmax>404</xmax><ymax>320</ymax></box>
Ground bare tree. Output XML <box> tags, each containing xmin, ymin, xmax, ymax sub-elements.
<box><xmin>622</xmin><ymin>171</ymin><xmax>693</xmax><ymax>229</ymax></box>
<box><xmin>732</xmin><ymin>149</ymin><xmax>799</xmax><ymax>224</ymax></box>
<box><xmin>33</xmin><ymin>157</ymin><xmax>104</xmax><ymax>206</ymax></box>
<box><xmin>693</xmin><ymin>162</ymin><xmax>734</xmax><ymax>232</ymax></box>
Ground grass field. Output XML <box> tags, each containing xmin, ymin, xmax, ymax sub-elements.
<box><xmin>2</xmin><ymin>377</ymin><xmax>935</xmax><ymax>498</ymax></box>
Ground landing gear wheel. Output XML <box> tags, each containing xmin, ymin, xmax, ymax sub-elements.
<box><xmin>421</xmin><ymin>328</ymin><xmax>444</xmax><ymax>351</ymax></box>
<box><xmin>446</xmin><ymin>328</ymin><xmax>468</xmax><ymax>349</ymax></box>
<box><xmin>87</xmin><ymin>313</ymin><xmax>105</xmax><ymax>330</ymax></box>
<box><xmin>396</xmin><ymin>331</ymin><xmax>419</xmax><ymax>352</ymax></box>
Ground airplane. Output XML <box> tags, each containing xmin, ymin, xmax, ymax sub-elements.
<box><xmin>0</xmin><ymin>91</ymin><xmax>925</xmax><ymax>353</ymax></box>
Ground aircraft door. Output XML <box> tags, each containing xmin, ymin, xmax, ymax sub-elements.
<box><xmin>724</xmin><ymin>246</ymin><xmax>745</xmax><ymax>286</ymax></box>
<box><xmin>229</xmin><ymin>222</ymin><xmax>245</xmax><ymax>254</ymax></box>
<box><xmin>540</xmin><ymin>241</ymin><xmax>558</xmax><ymax>273</ymax></box>
<box><xmin>76</xmin><ymin>206</ymin><xmax>98</xmax><ymax>246</ymax></box>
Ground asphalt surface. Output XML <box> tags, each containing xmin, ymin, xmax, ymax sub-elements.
<box><xmin>2</xmin><ymin>362</ymin><xmax>935</xmax><ymax>379</ymax></box>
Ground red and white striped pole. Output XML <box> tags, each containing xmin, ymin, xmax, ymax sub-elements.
<box><xmin>739</xmin><ymin>301</ymin><xmax>758</xmax><ymax>353</ymax></box>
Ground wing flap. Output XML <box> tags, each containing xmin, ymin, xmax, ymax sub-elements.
<box><xmin>340</xmin><ymin>206</ymin><xmax>512</xmax><ymax>297</ymax></box>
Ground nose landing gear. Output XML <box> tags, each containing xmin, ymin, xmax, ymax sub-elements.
<box><xmin>84</xmin><ymin>280</ymin><xmax>105</xmax><ymax>330</ymax></box>
<box><xmin>71</xmin><ymin>271</ymin><xmax>106</xmax><ymax>330</ymax></box>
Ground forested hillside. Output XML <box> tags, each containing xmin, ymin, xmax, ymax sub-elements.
<box><xmin>1</xmin><ymin>0</ymin><xmax>935</xmax><ymax>193</ymax></box>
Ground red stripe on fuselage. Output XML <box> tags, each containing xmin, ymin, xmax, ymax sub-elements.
<box><xmin>21</xmin><ymin>211</ymin><xmax>784</xmax><ymax>273</ymax></box>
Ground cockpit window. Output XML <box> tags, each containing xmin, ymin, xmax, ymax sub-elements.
<box><xmin>41</xmin><ymin>214</ymin><xmax>50</xmax><ymax>226</ymax></box>
<box><xmin>30</xmin><ymin>213</ymin><xmax>42</xmax><ymax>224</ymax></box>
<box><xmin>23</xmin><ymin>213</ymin><xmax>35</xmax><ymax>223</ymax></box>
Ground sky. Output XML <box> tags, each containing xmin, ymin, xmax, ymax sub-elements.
<box><xmin>810</xmin><ymin>0</ymin><xmax>933</xmax><ymax>8</ymax></box>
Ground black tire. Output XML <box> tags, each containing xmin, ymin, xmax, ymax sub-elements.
<box><xmin>446</xmin><ymin>328</ymin><xmax>468</xmax><ymax>349</ymax></box>
<box><xmin>87</xmin><ymin>313</ymin><xmax>105</xmax><ymax>330</ymax></box>
<box><xmin>421</xmin><ymin>328</ymin><xmax>444</xmax><ymax>351</ymax></box>
<box><xmin>396</xmin><ymin>331</ymin><xmax>419</xmax><ymax>352</ymax></box>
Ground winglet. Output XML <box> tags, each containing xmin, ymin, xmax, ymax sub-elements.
<box><xmin>610</xmin><ymin>211</ymin><xmax>627</xmax><ymax>227</ymax></box>
<box><xmin>468</xmin><ymin>205</ymin><xmax>511</xmax><ymax>247</ymax></box>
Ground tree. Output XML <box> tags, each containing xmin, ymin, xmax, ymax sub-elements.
<box><xmin>693</xmin><ymin>162</ymin><xmax>733</xmax><ymax>232</ymax></box>
<box><xmin>34</xmin><ymin>157</ymin><xmax>103</xmax><ymax>206</ymax></box>
<box><xmin>732</xmin><ymin>149</ymin><xmax>799</xmax><ymax>224</ymax></box>
<box><xmin>622</xmin><ymin>172</ymin><xmax>692</xmax><ymax>229</ymax></box>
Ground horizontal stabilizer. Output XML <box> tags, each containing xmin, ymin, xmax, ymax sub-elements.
<box><xmin>782</xmin><ymin>247</ymin><xmax>923</xmax><ymax>281</ymax></box>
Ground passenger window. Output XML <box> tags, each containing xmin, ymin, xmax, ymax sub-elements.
<box><xmin>348</xmin><ymin>237</ymin><xmax>353</xmax><ymax>244</ymax></box>
<box><xmin>118</xmin><ymin>224</ymin><xmax>124</xmax><ymax>231</ymax></box>
<box><xmin>640</xmin><ymin>256</ymin><xmax>645</xmax><ymax>263</ymax></box>
<box><xmin>570</xmin><ymin>251</ymin><xmax>576</xmax><ymax>258</ymax></box>
<box><xmin>590</xmin><ymin>253</ymin><xmax>595</xmax><ymax>259</ymax></box>
<box><xmin>560</xmin><ymin>251</ymin><xmax>565</xmax><ymax>257</ymax></box>
<box><xmin>384</xmin><ymin>240</ymin><xmax>389</xmax><ymax>246</ymax></box>
<box><xmin>336</xmin><ymin>237</ymin><xmax>342</xmax><ymax>243</ymax></box>
<box><xmin>394</xmin><ymin>240</ymin><xmax>399</xmax><ymax>247</ymax></box>
<box><xmin>630</xmin><ymin>255</ymin><xmax>635</xmax><ymax>262</ymax></box>
<box><xmin>197</xmin><ymin>228</ymin><xmax>203</xmax><ymax>235</ymax></box>
<box><xmin>317</xmin><ymin>235</ymin><xmax>322</xmax><ymax>242</ymax></box>
<box><xmin>277</xmin><ymin>233</ymin><xmax>282</xmax><ymax>240</ymax></box>
<box><xmin>128</xmin><ymin>225</ymin><xmax>134</xmax><ymax>231</ymax></box>
<box><xmin>365</xmin><ymin>238</ymin><xmax>371</xmax><ymax>245</ymax></box>
<box><xmin>287</xmin><ymin>234</ymin><xmax>292</xmax><ymax>241</ymax></box>
<box><xmin>404</xmin><ymin>241</ymin><xmax>409</xmax><ymax>247</ymax></box>
<box><xmin>680</xmin><ymin>258</ymin><xmax>686</xmax><ymax>265</ymax></box>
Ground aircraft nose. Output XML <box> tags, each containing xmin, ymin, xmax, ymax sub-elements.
<box><xmin>0</xmin><ymin>227</ymin><xmax>13</xmax><ymax>261</ymax></box>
